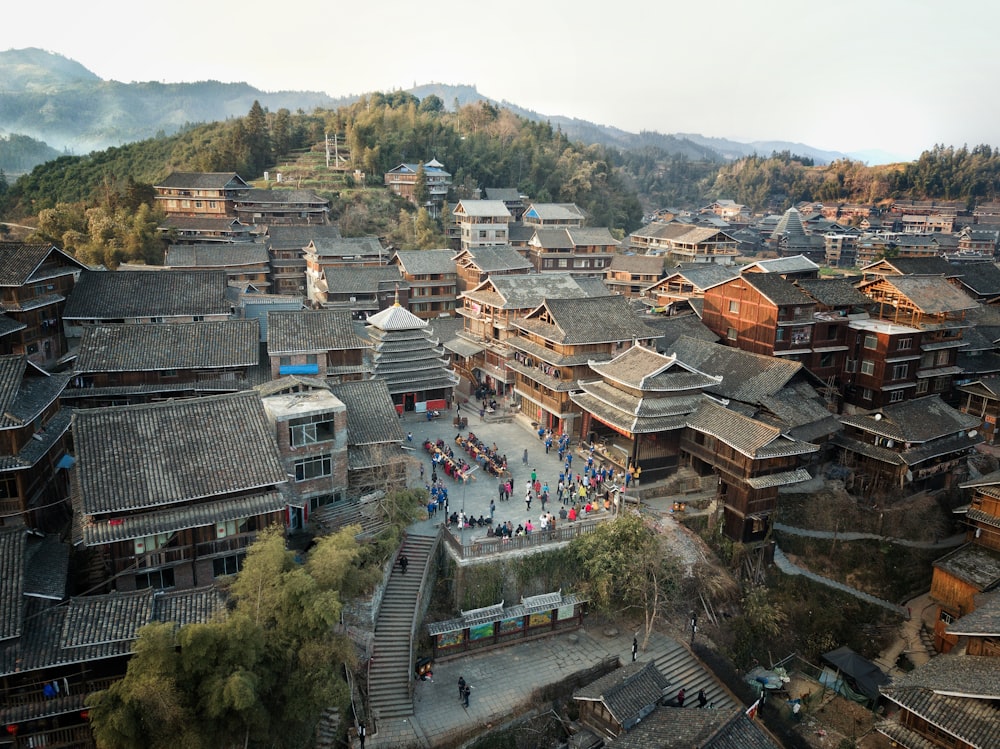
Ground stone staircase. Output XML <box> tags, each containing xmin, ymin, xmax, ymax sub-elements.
<box><xmin>310</xmin><ymin>494</ymin><xmax>390</xmax><ymax>539</ymax></box>
<box><xmin>368</xmin><ymin>533</ymin><xmax>437</xmax><ymax>722</ymax></box>
<box><xmin>651</xmin><ymin>637</ymin><xmax>738</xmax><ymax>713</ymax></box>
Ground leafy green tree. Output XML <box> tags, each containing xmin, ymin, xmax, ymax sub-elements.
<box><xmin>419</xmin><ymin>94</ymin><xmax>444</xmax><ymax>113</ymax></box>
<box><xmin>413</xmin><ymin>163</ymin><xmax>430</xmax><ymax>206</ymax></box>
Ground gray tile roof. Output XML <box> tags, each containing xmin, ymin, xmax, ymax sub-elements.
<box><xmin>606</xmin><ymin>707</ymin><xmax>779</xmax><ymax>749</ymax></box>
<box><xmin>309</xmin><ymin>236</ymin><xmax>386</xmax><ymax>258</ymax></box>
<box><xmin>75</xmin><ymin>320</ymin><xmax>260</xmax><ymax>372</ymax></box>
<box><xmin>165</xmin><ymin>243</ymin><xmax>269</xmax><ymax>267</ymax></box>
<box><xmin>392</xmin><ymin>249</ymin><xmax>457</xmax><ymax>276</ymax></box>
<box><xmin>743</xmin><ymin>254</ymin><xmax>818</xmax><ymax>274</ymax></box>
<box><xmin>455</xmin><ymin>200</ymin><xmax>510</xmax><ymax>218</ymax></box>
<box><xmin>574</xmin><ymin>660</ymin><xmax>669</xmax><ymax>726</ymax></box>
<box><xmin>239</xmin><ymin>188</ymin><xmax>328</xmax><ymax>205</ymax></box>
<box><xmin>0</xmin><ymin>528</ymin><xmax>25</xmax><ymax>641</ymax></box>
<box><xmin>531</xmin><ymin>228</ymin><xmax>573</xmax><ymax>249</ymax></box>
<box><xmin>324</xmin><ymin>265</ymin><xmax>402</xmax><ymax>293</ymax></box>
<box><xmin>588</xmin><ymin>346</ymin><xmax>721</xmax><ymax>392</ymax></box>
<box><xmin>947</xmin><ymin>590</ymin><xmax>1000</xmax><ymax>636</ymax></box>
<box><xmin>609</xmin><ymin>254</ymin><xmax>665</xmax><ymax>275</ymax></box>
<box><xmin>0</xmin><ymin>357</ymin><xmax>69</xmax><ymax>431</ymax></box>
<box><xmin>515</xmin><ymin>296</ymin><xmax>659</xmax><ymax>345</ymax></box>
<box><xmin>0</xmin><ymin>242</ymin><xmax>84</xmax><ymax>287</ymax></box>
<box><xmin>524</xmin><ymin>203</ymin><xmax>586</xmax><ymax>221</ymax></box>
<box><xmin>840</xmin><ymin>395</ymin><xmax>981</xmax><ymax>443</ymax></box>
<box><xmin>686</xmin><ymin>400</ymin><xmax>819</xmax><ymax>459</ymax></box>
<box><xmin>871</xmin><ymin>256</ymin><xmax>958</xmax><ymax>276</ymax></box>
<box><xmin>73</xmin><ymin>392</ymin><xmax>286</xmax><ymax>515</ymax></box>
<box><xmin>566</xmin><ymin>227</ymin><xmax>621</xmax><ymax>247</ymax></box>
<box><xmin>267</xmin><ymin>309</ymin><xmax>368</xmax><ymax>355</ymax></box>
<box><xmin>63</xmin><ymin>270</ymin><xmax>231</xmax><ymax>319</ymax></box>
<box><xmin>158</xmin><ymin>216</ymin><xmax>253</xmax><ymax>232</ymax></box>
<box><xmin>265</xmin><ymin>224</ymin><xmax>342</xmax><ymax>250</ymax></box>
<box><xmin>483</xmin><ymin>188</ymin><xmax>522</xmax><ymax>202</ymax></box>
<box><xmin>796</xmin><ymin>278</ymin><xmax>872</xmax><ymax>308</ymax></box>
<box><xmin>956</xmin><ymin>263</ymin><xmax>1000</xmax><ymax>296</ymax></box>
<box><xmin>644</xmin><ymin>314</ymin><xmax>719</xmax><ymax>351</ymax></box>
<box><xmin>458</xmin><ymin>246</ymin><xmax>533</xmax><ymax>273</ymax></box>
<box><xmin>155</xmin><ymin>172</ymin><xmax>249</xmax><ymax>190</ymax></box>
<box><xmin>740</xmin><ymin>273</ymin><xmax>817</xmax><ymax>307</ymax></box>
<box><xmin>862</xmin><ymin>275</ymin><xmax>978</xmax><ymax>314</ymax></box>
<box><xmin>328</xmin><ymin>379</ymin><xmax>404</xmax><ymax>446</ymax></box>
<box><xmin>22</xmin><ymin>534</ymin><xmax>68</xmax><ymax>601</ymax></box>
<box><xmin>932</xmin><ymin>543</ymin><xmax>1000</xmax><ymax>590</ymax></box>
<box><xmin>464</xmin><ymin>273</ymin><xmax>610</xmax><ymax>310</ymax></box>
<box><xmin>0</xmin><ymin>314</ymin><xmax>26</xmax><ymax>338</ymax></box>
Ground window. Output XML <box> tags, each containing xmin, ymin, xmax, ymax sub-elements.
<box><xmin>775</xmin><ymin>328</ymin><xmax>785</xmax><ymax>342</ymax></box>
<box><xmin>861</xmin><ymin>388</ymin><xmax>873</xmax><ymax>401</ymax></box>
<box><xmin>294</xmin><ymin>455</ymin><xmax>332</xmax><ymax>481</ymax></box>
<box><xmin>890</xmin><ymin>390</ymin><xmax>905</xmax><ymax>403</ymax></box>
<box><xmin>497</xmin><ymin>230</ymin><xmax>506</xmax><ymax>239</ymax></box>
<box><xmin>135</xmin><ymin>568</ymin><xmax>175</xmax><ymax>590</ymax></box>
<box><xmin>897</xmin><ymin>337</ymin><xmax>912</xmax><ymax>350</ymax></box>
<box><xmin>916</xmin><ymin>379</ymin><xmax>929</xmax><ymax>394</ymax></box>
<box><xmin>863</xmin><ymin>334</ymin><xmax>878</xmax><ymax>350</ymax></box>
<box><xmin>150</xmin><ymin>316</ymin><xmax>165</xmax><ymax>323</ymax></box>
<box><xmin>0</xmin><ymin>475</ymin><xmax>18</xmax><ymax>499</ymax></box>
<box><xmin>289</xmin><ymin>415</ymin><xmax>336</xmax><ymax>447</ymax></box>
<box><xmin>892</xmin><ymin>363</ymin><xmax>908</xmax><ymax>380</ymax></box>
<box><xmin>934</xmin><ymin>376</ymin><xmax>950</xmax><ymax>391</ymax></box>
<box><xmin>195</xmin><ymin>201</ymin><xmax>203</xmax><ymax>208</ymax></box>
<box><xmin>729</xmin><ymin>300</ymin><xmax>739</xmax><ymax>313</ymax></box>
<box><xmin>727</xmin><ymin>327</ymin><xmax>737</xmax><ymax>341</ymax></box>
<box><xmin>133</xmin><ymin>533</ymin><xmax>173</xmax><ymax>555</ymax></box>
<box><xmin>213</xmin><ymin>553</ymin><xmax>246</xmax><ymax>577</ymax></box>
<box><xmin>860</xmin><ymin>359</ymin><xmax>875</xmax><ymax>376</ymax></box>
<box><xmin>844</xmin><ymin>358</ymin><xmax>856</xmax><ymax>373</ymax></box>
<box><xmin>305</xmin><ymin>354</ymin><xmax>318</xmax><ymax>365</ymax></box>
<box><xmin>193</xmin><ymin>315</ymin><xmax>205</xmax><ymax>322</ymax></box>
<box><xmin>161</xmin><ymin>369</ymin><xmax>178</xmax><ymax>378</ymax></box>
<box><xmin>479</xmin><ymin>230</ymin><xmax>487</xmax><ymax>239</ymax></box>
<box><xmin>558</xmin><ymin>259</ymin><xmax>568</xmax><ymax>268</ymax></box>
<box><xmin>280</xmin><ymin>356</ymin><xmax>291</xmax><ymax>366</ymax></box>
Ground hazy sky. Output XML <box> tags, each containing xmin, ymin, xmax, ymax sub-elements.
<box><xmin>6</xmin><ymin>0</ymin><xmax>1000</xmax><ymax>161</ymax></box>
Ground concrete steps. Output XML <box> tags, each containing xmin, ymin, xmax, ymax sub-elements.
<box><xmin>651</xmin><ymin>637</ymin><xmax>738</xmax><ymax>713</ymax></box>
<box><xmin>368</xmin><ymin>534</ymin><xmax>436</xmax><ymax>721</ymax></box>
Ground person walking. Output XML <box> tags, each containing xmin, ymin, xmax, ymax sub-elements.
<box><xmin>525</xmin><ymin>488</ymin><xmax>532</xmax><ymax>511</ymax></box>
<box><xmin>462</xmin><ymin>682</ymin><xmax>472</xmax><ymax>708</ymax></box>
<box><xmin>357</xmin><ymin>723</ymin><xmax>366</xmax><ymax>749</ymax></box>
<box><xmin>398</xmin><ymin>554</ymin><xmax>409</xmax><ymax>574</ymax></box>
<box><xmin>697</xmin><ymin>689</ymin><xmax>708</xmax><ymax>708</ymax></box>
<box><xmin>489</xmin><ymin>499</ymin><xmax>495</xmax><ymax>522</ymax></box>
<box><xmin>458</xmin><ymin>676</ymin><xmax>467</xmax><ymax>702</ymax></box>
<box><xmin>522</xmin><ymin>448</ymin><xmax>528</xmax><ymax>465</ymax></box>
<box><xmin>632</xmin><ymin>637</ymin><xmax>638</xmax><ymax>662</ymax></box>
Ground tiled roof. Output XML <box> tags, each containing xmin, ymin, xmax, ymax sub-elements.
<box><xmin>483</xmin><ymin>188</ymin><xmax>522</xmax><ymax>202</ymax></box>
<box><xmin>238</xmin><ymin>188</ymin><xmax>328</xmax><ymax>205</ymax></box>
<box><xmin>0</xmin><ymin>314</ymin><xmax>26</xmax><ymax>338</ymax></box>
<box><xmin>76</xmin><ymin>320</ymin><xmax>259</xmax><ymax>372</ymax></box>
<box><xmin>932</xmin><ymin>543</ymin><xmax>1000</xmax><ymax>590</ymax></box>
<box><xmin>874</xmin><ymin>256</ymin><xmax>958</xmax><ymax>276</ymax></box>
<box><xmin>687</xmin><ymin>400</ymin><xmax>818</xmax><ymax>459</ymax></box>
<box><xmin>606</xmin><ymin>707</ymin><xmax>773</xmax><ymax>749</ymax></box>
<box><xmin>744</xmin><ymin>254</ymin><xmax>818</xmax><ymax>274</ymax></box>
<box><xmin>158</xmin><ymin>216</ymin><xmax>252</xmax><ymax>232</ymax></box>
<box><xmin>515</xmin><ymin>296</ymin><xmax>659</xmax><ymax>345</ymax></box>
<box><xmin>947</xmin><ymin>590</ymin><xmax>1000</xmax><ymax>637</ymax></box>
<box><xmin>328</xmin><ymin>379</ymin><xmax>405</xmax><ymax>446</ymax></box>
<box><xmin>392</xmin><ymin>249</ymin><xmax>457</xmax><ymax>276</ymax></box>
<box><xmin>0</xmin><ymin>243</ymin><xmax>83</xmax><ymax>287</ymax></box>
<box><xmin>740</xmin><ymin>273</ymin><xmax>817</xmax><ymax>307</ymax></box>
<box><xmin>309</xmin><ymin>236</ymin><xmax>385</xmax><ymax>258</ymax></box>
<box><xmin>609</xmin><ymin>254</ymin><xmax>665</xmax><ymax>275</ymax></box>
<box><xmin>587</xmin><ymin>346</ymin><xmax>721</xmax><ymax>392</ymax></box>
<box><xmin>265</xmin><ymin>224</ymin><xmax>342</xmax><ymax>250</ymax></box>
<box><xmin>863</xmin><ymin>275</ymin><xmax>978</xmax><ymax>314</ymax></box>
<box><xmin>571</xmin><ymin>382</ymin><xmax>698</xmax><ymax>434</ymax></box>
<box><xmin>956</xmin><ymin>263</ymin><xmax>1000</xmax><ymax>296</ymax></box>
<box><xmin>0</xmin><ymin>355</ymin><xmax>25</xmax><ymax>422</ymax></box>
<box><xmin>667</xmin><ymin>336</ymin><xmax>802</xmax><ymax>404</ymax></box>
<box><xmin>796</xmin><ymin>278</ymin><xmax>872</xmax><ymax>307</ymax></box>
<box><xmin>267</xmin><ymin>309</ymin><xmax>368</xmax><ymax>355</ymax></box>
<box><xmin>644</xmin><ymin>314</ymin><xmax>718</xmax><ymax>350</ymax></box>
<box><xmin>63</xmin><ymin>270</ymin><xmax>231</xmax><ymax>319</ymax></box>
<box><xmin>22</xmin><ymin>534</ymin><xmax>68</xmax><ymax>601</ymax></box>
<box><xmin>458</xmin><ymin>246</ymin><xmax>533</xmax><ymax>272</ymax></box>
<box><xmin>524</xmin><ymin>203</ymin><xmax>585</xmax><ymax>221</ymax></box>
<box><xmin>839</xmin><ymin>395</ymin><xmax>981</xmax><ymax>443</ymax></box>
<box><xmin>574</xmin><ymin>660</ymin><xmax>668</xmax><ymax>725</ymax></box>
<box><xmin>0</xmin><ymin>528</ymin><xmax>25</xmax><ymax>641</ymax></box>
<box><xmin>367</xmin><ymin>303</ymin><xmax>428</xmax><ymax>332</ymax></box>
<box><xmin>456</xmin><ymin>200</ymin><xmax>510</xmax><ymax>218</ymax></box>
<box><xmin>0</xmin><ymin>357</ymin><xmax>69</xmax><ymax>431</ymax></box>
<box><xmin>566</xmin><ymin>227</ymin><xmax>620</xmax><ymax>246</ymax></box>
<box><xmin>324</xmin><ymin>265</ymin><xmax>402</xmax><ymax>294</ymax></box>
<box><xmin>464</xmin><ymin>273</ymin><xmax>609</xmax><ymax>310</ymax></box>
<box><xmin>165</xmin><ymin>243</ymin><xmax>269</xmax><ymax>267</ymax></box>
<box><xmin>155</xmin><ymin>172</ymin><xmax>248</xmax><ymax>190</ymax></box>
<box><xmin>61</xmin><ymin>589</ymin><xmax>154</xmax><ymax>647</ymax></box>
<box><xmin>73</xmin><ymin>392</ymin><xmax>286</xmax><ymax>515</ymax></box>
<box><xmin>531</xmin><ymin>228</ymin><xmax>573</xmax><ymax>249</ymax></box>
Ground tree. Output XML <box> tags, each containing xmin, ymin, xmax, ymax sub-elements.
<box><xmin>419</xmin><ymin>94</ymin><xmax>444</xmax><ymax>113</ymax></box>
<box><xmin>89</xmin><ymin>527</ymin><xmax>361</xmax><ymax>749</ymax></box>
<box><xmin>413</xmin><ymin>163</ymin><xmax>430</xmax><ymax>207</ymax></box>
<box><xmin>570</xmin><ymin>513</ymin><xmax>682</xmax><ymax>647</ymax></box>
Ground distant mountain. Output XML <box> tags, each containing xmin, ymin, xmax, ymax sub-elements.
<box><xmin>0</xmin><ymin>48</ymin><xmax>347</xmax><ymax>159</ymax></box>
<box><xmin>674</xmin><ymin>132</ymin><xmax>849</xmax><ymax>165</ymax></box>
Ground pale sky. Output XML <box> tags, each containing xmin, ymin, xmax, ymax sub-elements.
<box><xmin>6</xmin><ymin>0</ymin><xmax>1000</xmax><ymax>162</ymax></box>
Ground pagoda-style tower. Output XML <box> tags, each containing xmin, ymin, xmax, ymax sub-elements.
<box><xmin>366</xmin><ymin>296</ymin><xmax>458</xmax><ymax>413</ymax></box>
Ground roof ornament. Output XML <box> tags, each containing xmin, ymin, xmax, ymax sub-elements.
<box><xmin>394</xmin><ymin>283</ymin><xmax>400</xmax><ymax>307</ymax></box>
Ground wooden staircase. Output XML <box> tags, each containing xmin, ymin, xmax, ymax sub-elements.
<box><xmin>367</xmin><ymin>533</ymin><xmax>437</xmax><ymax>721</ymax></box>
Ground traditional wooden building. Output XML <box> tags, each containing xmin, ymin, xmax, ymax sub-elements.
<box><xmin>570</xmin><ymin>346</ymin><xmax>720</xmax><ymax>481</ymax></box>
<box><xmin>265</xmin><ymin>224</ymin><xmax>343</xmax><ymax>297</ymax></box>
<box><xmin>795</xmin><ymin>278</ymin><xmax>872</xmax><ymax>393</ymax></box>
<box><xmin>265</xmin><ymin>309</ymin><xmax>369</xmax><ymax>381</ymax></box>
<box><xmin>157</xmin><ymin>216</ymin><xmax>256</xmax><ymax>244</ymax></box>
<box><xmin>452</xmin><ymin>200</ymin><xmax>511</xmax><ymax>251</ymax></box>
<box><xmin>525</xmin><ymin>227</ymin><xmax>619</xmax><ymax>276</ymax></box>
<box><xmin>859</xmin><ymin>256</ymin><xmax>959</xmax><ymax>282</ymax></box>
<box><xmin>452</xmin><ymin>274</ymin><xmax>609</xmax><ymax>397</ymax></box>
<box><xmin>232</xmin><ymin>188</ymin><xmax>330</xmax><ymax>226</ymax></box>
<box><xmin>383</xmin><ymin>160</ymin><xmax>451</xmax><ymax>210</ymax></box>
<box><xmin>832</xmin><ymin>396</ymin><xmax>981</xmax><ymax>499</ymax></box>
<box><xmin>683</xmin><ymin>399</ymin><xmax>818</xmax><ymax>543</ymax></box>
<box><xmin>521</xmin><ymin>203</ymin><xmax>586</xmax><ymax>227</ymax></box>
<box><xmin>740</xmin><ymin>254</ymin><xmax>821</xmax><ymax>281</ymax></box>
<box><xmin>390</xmin><ymin>249</ymin><xmax>458</xmax><ymax>319</ymax></box>
<box><xmin>62</xmin><ymin>270</ymin><xmax>232</xmax><ymax>338</ymax></box>
<box><xmin>0</xmin><ymin>357</ymin><xmax>73</xmax><ymax>532</ymax></box>
<box><xmin>304</xmin><ymin>237</ymin><xmax>388</xmax><ymax>303</ymax></box>
<box><xmin>320</xmin><ymin>266</ymin><xmax>407</xmax><ymax>319</ymax></box>
<box><xmin>366</xmin><ymin>301</ymin><xmax>457</xmax><ymax>414</ymax></box>
<box><xmin>959</xmin><ymin>376</ymin><xmax>1000</xmax><ymax>444</ymax></box>
<box><xmin>573</xmin><ymin>660</ymin><xmax>669</xmax><ymax>741</ymax></box>
<box><xmin>71</xmin><ymin>392</ymin><xmax>289</xmax><ymax>591</ymax></box>
<box><xmin>164</xmin><ymin>243</ymin><xmax>272</xmax><ymax>290</ymax></box>
<box><xmin>65</xmin><ymin>319</ymin><xmax>262</xmax><ymax>407</ymax></box>
<box><xmin>483</xmin><ymin>187</ymin><xmax>526</xmax><ymax>222</ymax></box>
<box><xmin>508</xmin><ymin>295</ymin><xmax>658</xmax><ymax>436</ymax></box>
<box><xmin>453</xmin><ymin>246</ymin><xmax>532</xmax><ymax>293</ymax></box>
<box><xmin>627</xmin><ymin>224</ymin><xmax>739</xmax><ymax>265</ymax></box>
<box><xmin>603</xmin><ymin>254</ymin><xmax>664</xmax><ymax>297</ymax></box>
<box><xmin>0</xmin><ymin>242</ymin><xmax>87</xmax><ymax>369</ymax></box>
<box><xmin>642</xmin><ymin>265</ymin><xmax>738</xmax><ymax>315</ymax></box>
<box><xmin>153</xmin><ymin>172</ymin><xmax>250</xmax><ymax>218</ymax></box>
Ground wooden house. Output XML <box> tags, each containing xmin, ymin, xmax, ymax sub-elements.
<box><xmin>452</xmin><ymin>200</ymin><xmax>511</xmax><ymax>252</ymax></box>
<box><xmin>384</xmin><ymin>160</ymin><xmax>451</xmax><ymax>209</ymax></box>
<box><xmin>525</xmin><ymin>227</ymin><xmax>619</xmax><ymax>276</ymax></box>
<box><xmin>452</xmin><ymin>246</ymin><xmax>532</xmax><ymax>293</ymax></box>
<box><xmin>156</xmin><ymin>216</ymin><xmax>256</xmax><ymax>244</ymax></box>
<box><xmin>265</xmin><ymin>309</ymin><xmax>369</xmax><ymax>381</ymax></box>
<box><xmin>508</xmin><ymin>295</ymin><xmax>658</xmax><ymax>437</ymax></box>
<box><xmin>573</xmin><ymin>660</ymin><xmax>669</xmax><ymax>740</ymax></box>
<box><xmin>390</xmin><ymin>249</ymin><xmax>458</xmax><ymax>319</ymax></box>
<box><xmin>642</xmin><ymin>265</ymin><xmax>738</xmax><ymax>315</ymax></box>
<box><xmin>164</xmin><ymin>243</ymin><xmax>272</xmax><ymax>290</ymax></box>
<box><xmin>0</xmin><ymin>356</ymin><xmax>73</xmax><ymax>532</ymax></box>
<box><xmin>61</xmin><ymin>270</ymin><xmax>232</xmax><ymax>338</ymax></box>
<box><xmin>153</xmin><ymin>172</ymin><xmax>250</xmax><ymax>218</ymax></box>
<box><xmin>71</xmin><ymin>392</ymin><xmax>289</xmax><ymax>591</ymax></box>
<box><xmin>832</xmin><ymin>396</ymin><xmax>981</xmax><ymax>499</ymax></box>
<box><xmin>959</xmin><ymin>376</ymin><xmax>1000</xmax><ymax>444</ymax></box>
<box><xmin>65</xmin><ymin>319</ymin><xmax>262</xmax><ymax>407</ymax></box>
<box><xmin>521</xmin><ymin>203</ymin><xmax>586</xmax><ymax>228</ymax></box>
<box><xmin>303</xmin><ymin>236</ymin><xmax>388</xmax><ymax>303</ymax></box>
<box><xmin>232</xmin><ymin>188</ymin><xmax>330</xmax><ymax>226</ymax></box>
<box><xmin>265</xmin><ymin>224</ymin><xmax>343</xmax><ymax>297</ymax></box>
<box><xmin>627</xmin><ymin>224</ymin><xmax>739</xmax><ymax>265</ymax></box>
<box><xmin>0</xmin><ymin>242</ymin><xmax>87</xmax><ymax>369</ymax></box>
<box><xmin>604</xmin><ymin>254</ymin><xmax>665</xmax><ymax>298</ymax></box>
<box><xmin>483</xmin><ymin>187</ymin><xmax>526</xmax><ymax>222</ymax></box>
<box><xmin>320</xmin><ymin>266</ymin><xmax>406</xmax><ymax>319</ymax></box>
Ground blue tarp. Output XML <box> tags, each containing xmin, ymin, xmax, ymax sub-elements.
<box><xmin>279</xmin><ymin>364</ymin><xmax>320</xmax><ymax>375</ymax></box>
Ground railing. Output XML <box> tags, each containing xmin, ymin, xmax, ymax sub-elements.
<box><xmin>407</xmin><ymin>526</ymin><xmax>442</xmax><ymax>702</ymax></box>
<box><xmin>6</xmin><ymin>723</ymin><xmax>93</xmax><ymax>748</ymax></box>
<box><xmin>195</xmin><ymin>534</ymin><xmax>255</xmax><ymax>557</ymax></box>
<box><xmin>441</xmin><ymin>516</ymin><xmax>606</xmax><ymax>560</ymax></box>
<box><xmin>113</xmin><ymin>544</ymin><xmax>192</xmax><ymax>574</ymax></box>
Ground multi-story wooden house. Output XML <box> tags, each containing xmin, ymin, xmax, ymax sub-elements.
<box><xmin>602</xmin><ymin>254</ymin><xmax>664</xmax><ymax>298</ymax></box>
<box><xmin>71</xmin><ymin>392</ymin><xmax>289</xmax><ymax>591</ymax></box>
<box><xmin>157</xmin><ymin>215</ymin><xmax>256</xmax><ymax>244</ymax></box>
<box><xmin>740</xmin><ymin>254</ymin><xmax>821</xmax><ymax>281</ymax></box>
<box><xmin>0</xmin><ymin>242</ymin><xmax>87</xmax><ymax>369</ymax></box>
<box><xmin>842</xmin><ymin>318</ymin><xmax>924</xmax><ymax>410</ymax></box>
<box><xmin>521</xmin><ymin>203</ymin><xmax>586</xmax><ymax>228</ymax></box>
<box><xmin>454</xmin><ymin>274</ymin><xmax>609</xmax><ymax>397</ymax></box>
<box><xmin>384</xmin><ymin>160</ymin><xmax>451</xmax><ymax>210</ymax></box>
<box><xmin>319</xmin><ymin>266</ymin><xmax>406</xmax><ymax>319</ymax></box>
<box><xmin>265</xmin><ymin>224</ymin><xmax>343</xmax><ymax>297</ymax></box>
<box><xmin>959</xmin><ymin>376</ymin><xmax>1000</xmax><ymax>444</ymax></box>
<box><xmin>65</xmin><ymin>319</ymin><xmax>262</xmax><ymax>407</ymax></box>
<box><xmin>153</xmin><ymin>172</ymin><xmax>251</xmax><ymax>218</ymax></box>
<box><xmin>266</xmin><ymin>309</ymin><xmax>369</xmax><ymax>382</ymax></box>
<box><xmin>525</xmin><ymin>227</ymin><xmax>619</xmax><ymax>276</ymax></box>
<box><xmin>0</xmin><ymin>356</ymin><xmax>73</xmax><ymax>532</ymax></box>
<box><xmin>483</xmin><ymin>187</ymin><xmax>526</xmax><ymax>222</ymax></box>
<box><xmin>61</xmin><ymin>270</ymin><xmax>232</xmax><ymax>338</ymax></box>
<box><xmin>163</xmin><ymin>243</ymin><xmax>272</xmax><ymax>290</ymax></box>
<box><xmin>507</xmin><ymin>295</ymin><xmax>658</xmax><ymax>436</ymax></box>
<box><xmin>642</xmin><ymin>265</ymin><xmax>738</xmax><ymax>315</ymax></box>
<box><xmin>683</xmin><ymin>399</ymin><xmax>818</xmax><ymax>543</ymax></box>
<box><xmin>832</xmin><ymin>396</ymin><xmax>981</xmax><ymax>498</ymax></box>
<box><xmin>304</xmin><ymin>236</ymin><xmax>388</xmax><ymax>304</ymax></box>
<box><xmin>859</xmin><ymin>255</ymin><xmax>958</xmax><ymax>283</ymax></box>
<box><xmin>390</xmin><ymin>249</ymin><xmax>458</xmax><ymax>319</ymax></box>
<box><xmin>452</xmin><ymin>200</ymin><xmax>511</xmax><ymax>252</ymax></box>
<box><xmin>795</xmin><ymin>278</ymin><xmax>872</xmax><ymax>393</ymax></box>
<box><xmin>232</xmin><ymin>188</ymin><xmax>330</xmax><ymax>226</ymax></box>
<box><xmin>453</xmin><ymin>246</ymin><xmax>532</xmax><ymax>293</ymax></box>
<box><xmin>700</xmin><ymin>199</ymin><xmax>748</xmax><ymax>223</ymax></box>
<box><xmin>627</xmin><ymin>223</ymin><xmax>739</xmax><ymax>265</ymax></box>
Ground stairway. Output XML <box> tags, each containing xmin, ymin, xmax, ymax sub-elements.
<box><xmin>651</xmin><ymin>637</ymin><xmax>738</xmax><ymax>713</ymax></box>
<box><xmin>368</xmin><ymin>533</ymin><xmax>437</xmax><ymax>721</ymax></box>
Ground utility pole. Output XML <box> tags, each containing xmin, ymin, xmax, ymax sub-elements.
<box><xmin>325</xmin><ymin>132</ymin><xmax>330</xmax><ymax>169</ymax></box>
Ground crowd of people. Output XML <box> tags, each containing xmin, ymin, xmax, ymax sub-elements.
<box><xmin>455</xmin><ymin>431</ymin><xmax>508</xmax><ymax>477</ymax></box>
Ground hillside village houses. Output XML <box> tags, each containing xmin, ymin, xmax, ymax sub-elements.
<box><xmin>13</xmin><ymin>161</ymin><xmax>1000</xmax><ymax>745</ymax></box>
